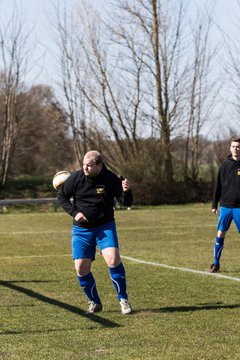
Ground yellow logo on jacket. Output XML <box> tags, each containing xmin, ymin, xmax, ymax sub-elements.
<box><xmin>238</xmin><ymin>169</ymin><xmax>240</xmax><ymax>176</ymax></box>
<box><xmin>96</xmin><ymin>187</ymin><xmax>105</xmax><ymax>194</ymax></box>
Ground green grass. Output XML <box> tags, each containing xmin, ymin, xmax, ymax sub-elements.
<box><xmin>1</xmin><ymin>204</ymin><xmax>240</xmax><ymax>359</ymax></box>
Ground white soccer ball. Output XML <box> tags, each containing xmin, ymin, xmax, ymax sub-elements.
<box><xmin>52</xmin><ymin>170</ymin><xmax>71</xmax><ymax>191</ymax></box>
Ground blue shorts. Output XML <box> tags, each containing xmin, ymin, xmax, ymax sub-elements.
<box><xmin>217</xmin><ymin>207</ymin><xmax>240</xmax><ymax>232</ymax></box>
<box><xmin>72</xmin><ymin>220</ymin><xmax>119</xmax><ymax>260</ymax></box>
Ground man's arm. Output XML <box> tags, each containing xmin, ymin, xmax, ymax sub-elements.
<box><xmin>116</xmin><ymin>178</ymin><xmax>133</xmax><ymax>207</ymax></box>
<box><xmin>57</xmin><ymin>173</ymin><xmax>79</xmax><ymax>218</ymax></box>
<box><xmin>212</xmin><ymin>167</ymin><xmax>222</xmax><ymax>212</ymax></box>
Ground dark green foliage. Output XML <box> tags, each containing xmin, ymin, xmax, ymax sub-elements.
<box><xmin>131</xmin><ymin>180</ymin><xmax>214</xmax><ymax>205</ymax></box>
<box><xmin>0</xmin><ymin>176</ymin><xmax>214</xmax><ymax>205</ymax></box>
<box><xmin>0</xmin><ymin>176</ymin><xmax>56</xmax><ymax>199</ymax></box>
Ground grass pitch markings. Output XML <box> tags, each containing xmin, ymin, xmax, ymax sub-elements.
<box><xmin>0</xmin><ymin>254</ymin><xmax>72</xmax><ymax>259</ymax></box>
<box><xmin>0</xmin><ymin>224</ymin><xmax>216</xmax><ymax>235</ymax></box>
<box><xmin>121</xmin><ymin>255</ymin><xmax>240</xmax><ymax>283</ymax></box>
<box><xmin>1</xmin><ymin>253</ymin><xmax>240</xmax><ymax>283</ymax></box>
<box><xmin>0</xmin><ymin>230</ymin><xmax>70</xmax><ymax>235</ymax></box>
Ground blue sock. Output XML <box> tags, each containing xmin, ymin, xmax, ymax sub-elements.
<box><xmin>77</xmin><ymin>272</ymin><xmax>101</xmax><ymax>304</ymax></box>
<box><xmin>214</xmin><ymin>237</ymin><xmax>224</xmax><ymax>266</ymax></box>
<box><xmin>109</xmin><ymin>262</ymin><xmax>128</xmax><ymax>301</ymax></box>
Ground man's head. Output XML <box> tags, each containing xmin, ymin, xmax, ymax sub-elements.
<box><xmin>83</xmin><ymin>150</ymin><xmax>104</xmax><ymax>177</ymax></box>
<box><xmin>230</xmin><ymin>137</ymin><xmax>240</xmax><ymax>161</ymax></box>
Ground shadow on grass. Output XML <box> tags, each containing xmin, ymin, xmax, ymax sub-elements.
<box><xmin>0</xmin><ymin>280</ymin><xmax>120</xmax><ymax>331</ymax></box>
<box><xmin>135</xmin><ymin>302</ymin><xmax>240</xmax><ymax>314</ymax></box>
<box><xmin>2</xmin><ymin>327</ymin><xmax>96</xmax><ymax>335</ymax></box>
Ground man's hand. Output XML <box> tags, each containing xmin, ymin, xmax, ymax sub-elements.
<box><xmin>212</xmin><ymin>208</ymin><xmax>218</xmax><ymax>215</ymax></box>
<box><xmin>122</xmin><ymin>178</ymin><xmax>130</xmax><ymax>192</ymax></box>
<box><xmin>74</xmin><ymin>212</ymin><xmax>89</xmax><ymax>222</ymax></box>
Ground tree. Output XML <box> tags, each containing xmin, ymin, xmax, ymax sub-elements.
<box><xmin>52</xmin><ymin>0</ymin><xmax>220</xmax><ymax>183</ymax></box>
<box><xmin>226</xmin><ymin>0</ymin><xmax>240</xmax><ymax>133</ymax></box>
<box><xmin>183</xmin><ymin>6</ymin><xmax>219</xmax><ymax>181</ymax></box>
<box><xmin>53</xmin><ymin>0</ymin><xmax>145</xmax><ymax>171</ymax></box>
<box><xmin>53</xmin><ymin>1</ymin><xmax>186</xmax><ymax>179</ymax></box>
<box><xmin>0</xmin><ymin>11</ymin><xmax>31</xmax><ymax>185</ymax></box>
<box><xmin>9</xmin><ymin>85</ymin><xmax>75</xmax><ymax>177</ymax></box>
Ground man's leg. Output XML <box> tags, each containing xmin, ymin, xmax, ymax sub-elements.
<box><xmin>75</xmin><ymin>259</ymin><xmax>102</xmax><ymax>313</ymax></box>
<box><xmin>72</xmin><ymin>225</ymin><xmax>102</xmax><ymax>313</ymax></box>
<box><xmin>233</xmin><ymin>208</ymin><xmax>240</xmax><ymax>233</ymax></box>
<box><xmin>102</xmin><ymin>247</ymin><xmax>132</xmax><ymax>314</ymax></box>
<box><xmin>210</xmin><ymin>231</ymin><xmax>225</xmax><ymax>272</ymax></box>
<box><xmin>97</xmin><ymin>221</ymin><xmax>132</xmax><ymax>314</ymax></box>
<box><xmin>210</xmin><ymin>207</ymin><xmax>232</xmax><ymax>273</ymax></box>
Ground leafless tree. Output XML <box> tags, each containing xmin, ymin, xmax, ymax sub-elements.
<box><xmin>53</xmin><ymin>1</ymin><xmax>186</xmax><ymax>178</ymax></box>
<box><xmin>52</xmin><ymin>0</ymin><xmax>220</xmax><ymax>182</ymax></box>
<box><xmin>108</xmin><ymin>0</ymin><xmax>208</xmax><ymax>182</ymax></box>
<box><xmin>226</xmin><ymin>0</ymin><xmax>240</xmax><ymax>133</ymax></box>
<box><xmin>0</xmin><ymin>11</ymin><xmax>31</xmax><ymax>185</ymax></box>
<box><xmin>52</xmin><ymin>0</ymin><xmax>146</xmax><ymax>170</ymax></box>
<box><xmin>183</xmin><ymin>7</ymin><xmax>219</xmax><ymax>181</ymax></box>
<box><xmin>10</xmin><ymin>85</ymin><xmax>75</xmax><ymax>177</ymax></box>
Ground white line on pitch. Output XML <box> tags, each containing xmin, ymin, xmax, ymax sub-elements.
<box><xmin>0</xmin><ymin>254</ymin><xmax>72</xmax><ymax>259</ymax></box>
<box><xmin>121</xmin><ymin>255</ymin><xmax>240</xmax><ymax>283</ymax></box>
<box><xmin>0</xmin><ymin>230</ymin><xmax>70</xmax><ymax>235</ymax></box>
<box><xmin>0</xmin><ymin>224</ymin><xmax>216</xmax><ymax>235</ymax></box>
<box><xmin>1</xmin><ymin>253</ymin><xmax>240</xmax><ymax>283</ymax></box>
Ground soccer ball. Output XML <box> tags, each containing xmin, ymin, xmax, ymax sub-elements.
<box><xmin>52</xmin><ymin>170</ymin><xmax>71</xmax><ymax>191</ymax></box>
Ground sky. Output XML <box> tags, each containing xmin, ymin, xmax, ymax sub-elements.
<box><xmin>0</xmin><ymin>0</ymin><xmax>239</xmax><ymax>87</ymax></box>
<box><xmin>0</xmin><ymin>0</ymin><xmax>111</xmax><ymax>87</ymax></box>
<box><xmin>0</xmin><ymin>0</ymin><xmax>239</xmax><ymax>84</ymax></box>
<box><xmin>0</xmin><ymin>0</ymin><xmax>239</xmax><ymax>135</ymax></box>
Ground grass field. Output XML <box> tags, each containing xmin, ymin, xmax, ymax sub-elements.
<box><xmin>1</xmin><ymin>204</ymin><xmax>240</xmax><ymax>360</ymax></box>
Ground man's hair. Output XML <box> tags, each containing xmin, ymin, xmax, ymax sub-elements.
<box><xmin>85</xmin><ymin>150</ymin><xmax>104</xmax><ymax>165</ymax></box>
<box><xmin>95</xmin><ymin>153</ymin><xmax>104</xmax><ymax>165</ymax></box>
<box><xmin>231</xmin><ymin>137</ymin><xmax>240</xmax><ymax>144</ymax></box>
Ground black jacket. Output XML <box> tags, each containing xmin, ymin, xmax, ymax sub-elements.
<box><xmin>212</xmin><ymin>155</ymin><xmax>240</xmax><ymax>209</ymax></box>
<box><xmin>57</xmin><ymin>164</ymin><xmax>133</xmax><ymax>228</ymax></box>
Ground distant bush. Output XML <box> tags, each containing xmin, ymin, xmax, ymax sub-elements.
<box><xmin>0</xmin><ymin>176</ymin><xmax>214</xmax><ymax>205</ymax></box>
<box><xmin>131</xmin><ymin>180</ymin><xmax>214</xmax><ymax>205</ymax></box>
<box><xmin>0</xmin><ymin>176</ymin><xmax>56</xmax><ymax>199</ymax></box>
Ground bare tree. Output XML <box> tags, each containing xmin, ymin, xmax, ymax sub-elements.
<box><xmin>52</xmin><ymin>0</ymin><xmax>146</xmax><ymax>170</ymax></box>
<box><xmin>53</xmin><ymin>2</ymin><xmax>86</xmax><ymax>165</ymax></box>
<box><xmin>183</xmin><ymin>7</ymin><xmax>219</xmax><ymax>181</ymax></box>
<box><xmin>10</xmin><ymin>85</ymin><xmax>75</xmax><ymax>177</ymax></box>
<box><xmin>0</xmin><ymin>11</ymin><xmax>31</xmax><ymax>185</ymax></box>
<box><xmin>108</xmin><ymin>0</ymin><xmax>190</xmax><ymax>182</ymax></box>
<box><xmin>226</xmin><ymin>0</ymin><xmax>240</xmax><ymax>133</ymax></box>
<box><xmin>52</xmin><ymin>0</ymin><xmax>220</xmax><ymax>182</ymax></box>
<box><xmin>53</xmin><ymin>0</ymin><xmax>187</xmax><ymax>178</ymax></box>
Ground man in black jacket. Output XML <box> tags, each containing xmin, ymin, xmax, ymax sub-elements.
<box><xmin>210</xmin><ymin>137</ymin><xmax>240</xmax><ymax>273</ymax></box>
<box><xmin>58</xmin><ymin>150</ymin><xmax>133</xmax><ymax>314</ymax></box>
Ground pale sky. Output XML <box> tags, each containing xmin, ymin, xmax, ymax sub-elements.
<box><xmin>0</xmin><ymin>0</ymin><xmax>239</xmax><ymax>86</ymax></box>
<box><xmin>0</xmin><ymin>0</ymin><xmax>240</xmax><ymax>136</ymax></box>
<box><xmin>0</xmin><ymin>0</ymin><xmax>110</xmax><ymax>86</ymax></box>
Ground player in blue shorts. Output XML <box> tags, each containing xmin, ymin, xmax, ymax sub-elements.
<box><xmin>210</xmin><ymin>137</ymin><xmax>240</xmax><ymax>272</ymax></box>
<box><xmin>57</xmin><ymin>150</ymin><xmax>133</xmax><ymax>314</ymax></box>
